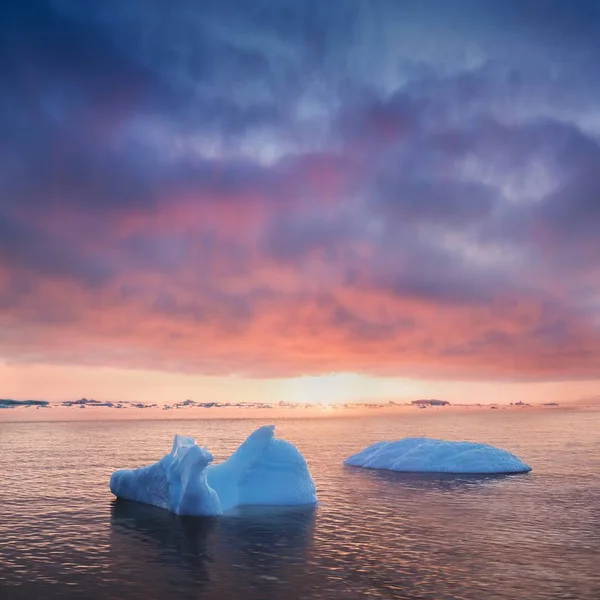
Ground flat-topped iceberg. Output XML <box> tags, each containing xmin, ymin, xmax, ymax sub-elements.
<box><xmin>110</xmin><ymin>425</ymin><xmax>317</xmax><ymax>516</ymax></box>
<box><xmin>344</xmin><ymin>437</ymin><xmax>531</xmax><ymax>474</ymax></box>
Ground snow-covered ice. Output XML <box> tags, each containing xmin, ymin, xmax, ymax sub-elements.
<box><xmin>344</xmin><ymin>437</ymin><xmax>531</xmax><ymax>474</ymax></box>
<box><xmin>110</xmin><ymin>425</ymin><xmax>317</xmax><ymax>516</ymax></box>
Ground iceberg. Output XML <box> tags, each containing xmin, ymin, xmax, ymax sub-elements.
<box><xmin>110</xmin><ymin>425</ymin><xmax>317</xmax><ymax>516</ymax></box>
<box><xmin>207</xmin><ymin>424</ymin><xmax>318</xmax><ymax>511</ymax></box>
<box><xmin>344</xmin><ymin>437</ymin><xmax>531</xmax><ymax>474</ymax></box>
<box><xmin>110</xmin><ymin>434</ymin><xmax>222</xmax><ymax>516</ymax></box>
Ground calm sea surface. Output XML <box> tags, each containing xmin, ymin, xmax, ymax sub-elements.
<box><xmin>1</xmin><ymin>410</ymin><xmax>599</xmax><ymax>600</ymax></box>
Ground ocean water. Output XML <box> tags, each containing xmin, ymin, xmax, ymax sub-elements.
<box><xmin>1</xmin><ymin>410</ymin><xmax>599</xmax><ymax>600</ymax></box>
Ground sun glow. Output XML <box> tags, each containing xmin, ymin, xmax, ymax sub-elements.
<box><xmin>277</xmin><ymin>373</ymin><xmax>381</xmax><ymax>405</ymax></box>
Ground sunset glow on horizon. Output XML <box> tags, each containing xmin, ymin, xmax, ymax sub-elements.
<box><xmin>2</xmin><ymin>1</ymin><xmax>600</xmax><ymax>406</ymax></box>
<box><xmin>2</xmin><ymin>362</ymin><xmax>599</xmax><ymax>407</ymax></box>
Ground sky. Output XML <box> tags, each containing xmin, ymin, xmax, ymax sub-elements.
<box><xmin>2</xmin><ymin>0</ymin><xmax>600</xmax><ymax>405</ymax></box>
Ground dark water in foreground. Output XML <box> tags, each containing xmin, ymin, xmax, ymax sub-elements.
<box><xmin>1</xmin><ymin>410</ymin><xmax>599</xmax><ymax>599</ymax></box>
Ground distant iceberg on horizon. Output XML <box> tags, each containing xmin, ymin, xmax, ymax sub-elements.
<box><xmin>110</xmin><ymin>425</ymin><xmax>318</xmax><ymax>516</ymax></box>
<box><xmin>344</xmin><ymin>437</ymin><xmax>531</xmax><ymax>474</ymax></box>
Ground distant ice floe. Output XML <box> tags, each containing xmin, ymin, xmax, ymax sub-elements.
<box><xmin>0</xmin><ymin>399</ymin><xmax>49</xmax><ymax>409</ymax></box>
<box><xmin>344</xmin><ymin>437</ymin><xmax>531</xmax><ymax>474</ymax></box>
<box><xmin>110</xmin><ymin>425</ymin><xmax>317</xmax><ymax>516</ymax></box>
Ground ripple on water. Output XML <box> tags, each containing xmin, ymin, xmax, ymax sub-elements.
<box><xmin>1</xmin><ymin>412</ymin><xmax>599</xmax><ymax>599</ymax></box>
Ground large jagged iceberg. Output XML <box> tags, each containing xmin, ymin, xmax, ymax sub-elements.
<box><xmin>344</xmin><ymin>437</ymin><xmax>531</xmax><ymax>474</ymax></box>
<box><xmin>110</xmin><ymin>425</ymin><xmax>317</xmax><ymax>516</ymax></box>
<box><xmin>109</xmin><ymin>434</ymin><xmax>222</xmax><ymax>516</ymax></box>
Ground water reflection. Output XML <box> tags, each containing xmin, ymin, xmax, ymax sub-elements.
<box><xmin>344</xmin><ymin>465</ymin><xmax>530</xmax><ymax>492</ymax></box>
<box><xmin>110</xmin><ymin>499</ymin><xmax>217</xmax><ymax>584</ymax></box>
<box><xmin>109</xmin><ymin>500</ymin><xmax>317</xmax><ymax>599</ymax></box>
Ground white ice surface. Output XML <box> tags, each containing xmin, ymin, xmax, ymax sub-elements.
<box><xmin>344</xmin><ymin>437</ymin><xmax>531</xmax><ymax>474</ymax></box>
<box><xmin>110</xmin><ymin>425</ymin><xmax>317</xmax><ymax>516</ymax></box>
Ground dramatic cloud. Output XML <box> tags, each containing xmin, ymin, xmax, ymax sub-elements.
<box><xmin>2</xmin><ymin>0</ymin><xmax>600</xmax><ymax>381</ymax></box>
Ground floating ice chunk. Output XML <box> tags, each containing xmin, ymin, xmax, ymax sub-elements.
<box><xmin>208</xmin><ymin>425</ymin><xmax>318</xmax><ymax>511</ymax></box>
<box><xmin>344</xmin><ymin>437</ymin><xmax>531</xmax><ymax>474</ymax></box>
<box><xmin>110</xmin><ymin>434</ymin><xmax>221</xmax><ymax>516</ymax></box>
<box><xmin>110</xmin><ymin>426</ymin><xmax>317</xmax><ymax>516</ymax></box>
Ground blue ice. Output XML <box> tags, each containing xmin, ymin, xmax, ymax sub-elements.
<box><xmin>344</xmin><ymin>437</ymin><xmax>531</xmax><ymax>474</ymax></box>
<box><xmin>110</xmin><ymin>425</ymin><xmax>317</xmax><ymax>516</ymax></box>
